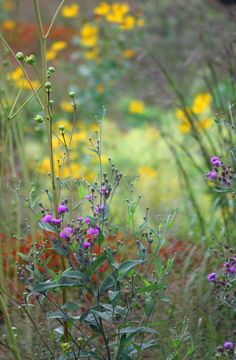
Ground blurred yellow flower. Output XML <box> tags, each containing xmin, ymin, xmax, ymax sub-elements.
<box><xmin>84</xmin><ymin>47</ymin><xmax>99</xmax><ymax>60</ymax></box>
<box><xmin>46</xmin><ymin>50</ymin><xmax>57</xmax><ymax>61</ymax></box>
<box><xmin>3</xmin><ymin>0</ymin><xmax>15</xmax><ymax>10</ymax></box>
<box><xmin>2</xmin><ymin>19</ymin><xmax>15</xmax><ymax>30</ymax></box>
<box><xmin>20</xmin><ymin>79</ymin><xmax>40</xmax><ymax>90</ymax></box>
<box><xmin>197</xmin><ymin>118</ymin><xmax>214</xmax><ymax>131</ymax></box>
<box><xmin>136</xmin><ymin>18</ymin><xmax>145</xmax><ymax>27</ymax></box>
<box><xmin>106</xmin><ymin>3</ymin><xmax>130</xmax><ymax>23</ymax></box>
<box><xmin>138</xmin><ymin>166</ymin><xmax>157</xmax><ymax>178</ymax></box>
<box><xmin>9</xmin><ymin>67</ymin><xmax>23</xmax><ymax>81</ymax></box>
<box><xmin>175</xmin><ymin>108</ymin><xmax>191</xmax><ymax>122</ymax></box>
<box><xmin>122</xmin><ymin>49</ymin><xmax>135</xmax><ymax>58</ymax></box>
<box><xmin>80</xmin><ymin>23</ymin><xmax>98</xmax><ymax>47</ymax></box>
<box><xmin>51</xmin><ymin>41</ymin><xmax>67</xmax><ymax>51</ymax></box>
<box><xmin>94</xmin><ymin>2</ymin><xmax>110</xmax><ymax>16</ymax></box>
<box><xmin>96</xmin><ymin>84</ymin><xmax>105</xmax><ymax>93</ymax></box>
<box><xmin>60</xmin><ymin>101</ymin><xmax>73</xmax><ymax>112</ymax></box>
<box><xmin>192</xmin><ymin>93</ymin><xmax>212</xmax><ymax>114</ymax></box>
<box><xmin>61</xmin><ymin>4</ymin><xmax>79</xmax><ymax>18</ymax></box>
<box><xmin>119</xmin><ymin>16</ymin><xmax>135</xmax><ymax>30</ymax></box>
<box><xmin>129</xmin><ymin>100</ymin><xmax>145</xmax><ymax>114</ymax></box>
<box><xmin>178</xmin><ymin>121</ymin><xmax>191</xmax><ymax>134</ymax></box>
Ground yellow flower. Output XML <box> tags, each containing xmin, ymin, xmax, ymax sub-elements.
<box><xmin>138</xmin><ymin>166</ymin><xmax>157</xmax><ymax>178</ymax></box>
<box><xmin>38</xmin><ymin>158</ymin><xmax>51</xmax><ymax>174</ymax></box>
<box><xmin>197</xmin><ymin>118</ymin><xmax>214</xmax><ymax>131</ymax></box>
<box><xmin>94</xmin><ymin>2</ymin><xmax>110</xmax><ymax>16</ymax></box>
<box><xmin>121</xmin><ymin>49</ymin><xmax>135</xmax><ymax>59</ymax></box>
<box><xmin>51</xmin><ymin>41</ymin><xmax>67</xmax><ymax>52</ymax></box>
<box><xmin>2</xmin><ymin>19</ymin><xmax>15</xmax><ymax>30</ymax></box>
<box><xmin>61</xmin><ymin>342</ymin><xmax>71</xmax><ymax>352</ymax></box>
<box><xmin>61</xmin><ymin>4</ymin><xmax>79</xmax><ymax>18</ymax></box>
<box><xmin>96</xmin><ymin>84</ymin><xmax>105</xmax><ymax>93</ymax></box>
<box><xmin>129</xmin><ymin>100</ymin><xmax>145</xmax><ymax>114</ymax></box>
<box><xmin>106</xmin><ymin>3</ymin><xmax>130</xmax><ymax>24</ymax></box>
<box><xmin>72</xmin><ymin>131</ymin><xmax>88</xmax><ymax>143</ymax></box>
<box><xmin>8</xmin><ymin>67</ymin><xmax>23</xmax><ymax>81</ymax></box>
<box><xmin>80</xmin><ymin>23</ymin><xmax>98</xmax><ymax>47</ymax></box>
<box><xmin>119</xmin><ymin>16</ymin><xmax>135</xmax><ymax>30</ymax></box>
<box><xmin>21</xmin><ymin>79</ymin><xmax>40</xmax><ymax>90</ymax></box>
<box><xmin>46</xmin><ymin>50</ymin><xmax>57</xmax><ymax>61</ymax></box>
<box><xmin>60</xmin><ymin>101</ymin><xmax>73</xmax><ymax>112</ymax></box>
<box><xmin>84</xmin><ymin>47</ymin><xmax>99</xmax><ymax>60</ymax></box>
<box><xmin>178</xmin><ymin>121</ymin><xmax>191</xmax><ymax>134</ymax></box>
<box><xmin>3</xmin><ymin>0</ymin><xmax>15</xmax><ymax>11</ymax></box>
<box><xmin>192</xmin><ymin>93</ymin><xmax>212</xmax><ymax>114</ymax></box>
<box><xmin>175</xmin><ymin>108</ymin><xmax>191</xmax><ymax>122</ymax></box>
<box><xmin>136</xmin><ymin>18</ymin><xmax>145</xmax><ymax>27</ymax></box>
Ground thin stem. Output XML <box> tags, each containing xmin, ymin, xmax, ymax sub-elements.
<box><xmin>45</xmin><ymin>0</ymin><xmax>67</xmax><ymax>39</ymax></box>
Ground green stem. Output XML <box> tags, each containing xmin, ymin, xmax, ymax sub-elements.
<box><xmin>0</xmin><ymin>289</ymin><xmax>21</xmax><ymax>360</ymax></box>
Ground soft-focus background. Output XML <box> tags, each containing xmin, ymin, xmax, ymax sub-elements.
<box><xmin>1</xmin><ymin>0</ymin><xmax>236</xmax><ymax>358</ymax></box>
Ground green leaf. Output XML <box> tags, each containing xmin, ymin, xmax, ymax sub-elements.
<box><xmin>99</xmin><ymin>270</ymin><xmax>118</xmax><ymax>296</ymax></box>
<box><xmin>90</xmin><ymin>253</ymin><xmax>107</xmax><ymax>273</ymax></box>
<box><xmin>118</xmin><ymin>260</ymin><xmax>143</xmax><ymax>279</ymax></box>
<box><xmin>38</xmin><ymin>221</ymin><xmax>56</xmax><ymax>233</ymax></box>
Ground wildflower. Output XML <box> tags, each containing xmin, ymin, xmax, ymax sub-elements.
<box><xmin>197</xmin><ymin>118</ymin><xmax>214</xmax><ymax>131</ymax></box>
<box><xmin>57</xmin><ymin>204</ymin><xmax>68</xmax><ymax>214</ymax></box>
<box><xmin>101</xmin><ymin>185</ymin><xmax>110</xmax><ymax>198</ymax></box>
<box><xmin>88</xmin><ymin>227</ymin><xmax>99</xmax><ymax>237</ymax></box>
<box><xmin>122</xmin><ymin>49</ymin><xmax>135</xmax><ymax>59</ymax></box>
<box><xmin>61</xmin><ymin>4</ymin><xmax>79</xmax><ymax>18</ymax></box>
<box><xmin>119</xmin><ymin>15</ymin><xmax>136</xmax><ymax>31</ymax></box>
<box><xmin>60</xmin><ymin>227</ymin><xmax>72</xmax><ymax>239</ymax></box>
<box><xmin>229</xmin><ymin>266</ymin><xmax>235</xmax><ymax>274</ymax></box>
<box><xmin>52</xmin><ymin>218</ymin><xmax>62</xmax><ymax>226</ymax></box>
<box><xmin>2</xmin><ymin>19</ymin><xmax>15</xmax><ymax>30</ymax></box>
<box><xmin>207</xmin><ymin>171</ymin><xmax>217</xmax><ymax>180</ymax></box>
<box><xmin>95</xmin><ymin>204</ymin><xmax>105</xmax><ymax>214</ymax></box>
<box><xmin>138</xmin><ymin>166</ymin><xmax>157</xmax><ymax>178</ymax></box>
<box><xmin>84</xmin><ymin>47</ymin><xmax>100</xmax><ymax>60</ymax></box>
<box><xmin>82</xmin><ymin>241</ymin><xmax>91</xmax><ymax>249</ymax></box>
<box><xmin>80</xmin><ymin>24</ymin><xmax>98</xmax><ymax>47</ymax></box>
<box><xmin>192</xmin><ymin>93</ymin><xmax>212</xmax><ymax>114</ymax></box>
<box><xmin>178</xmin><ymin>121</ymin><xmax>191</xmax><ymax>134</ymax></box>
<box><xmin>223</xmin><ymin>341</ymin><xmax>234</xmax><ymax>350</ymax></box>
<box><xmin>94</xmin><ymin>2</ymin><xmax>110</xmax><ymax>16</ymax></box>
<box><xmin>59</xmin><ymin>101</ymin><xmax>73</xmax><ymax>112</ymax></box>
<box><xmin>84</xmin><ymin>217</ymin><xmax>91</xmax><ymax>224</ymax></box>
<box><xmin>106</xmin><ymin>3</ymin><xmax>130</xmax><ymax>23</ymax></box>
<box><xmin>46</xmin><ymin>50</ymin><xmax>57</xmax><ymax>61</ymax></box>
<box><xmin>207</xmin><ymin>272</ymin><xmax>217</xmax><ymax>282</ymax></box>
<box><xmin>51</xmin><ymin>41</ymin><xmax>67</xmax><ymax>52</ymax></box>
<box><xmin>129</xmin><ymin>100</ymin><xmax>145</xmax><ymax>114</ymax></box>
<box><xmin>42</xmin><ymin>214</ymin><xmax>53</xmax><ymax>223</ymax></box>
<box><xmin>85</xmin><ymin>194</ymin><xmax>93</xmax><ymax>201</ymax></box>
<box><xmin>210</xmin><ymin>156</ymin><xmax>221</xmax><ymax>167</ymax></box>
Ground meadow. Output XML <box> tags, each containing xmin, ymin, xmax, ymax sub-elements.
<box><xmin>0</xmin><ymin>0</ymin><xmax>236</xmax><ymax>359</ymax></box>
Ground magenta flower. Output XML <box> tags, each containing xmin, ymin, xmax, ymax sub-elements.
<box><xmin>82</xmin><ymin>241</ymin><xmax>91</xmax><ymax>249</ymax></box>
<box><xmin>223</xmin><ymin>341</ymin><xmax>234</xmax><ymax>350</ymax></box>
<box><xmin>85</xmin><ymin>194</ymin><xmax>92</xmax><ymax>201</ymax></box>
<box><xmin>42</xmin><ymin>214</ymin><xmax>53</xmax><ymax>223</ymax></box>
<box><xmin>52</xmin><ymin>218</ymin><xmax>62</xmax><ymax>225</ymax></box>
<box><xmin>229</xmin><ymin>266</ymin><xmax>235</xmax><ymax>274</ymax></box>
<box><xmin>207</xmin><ymin>272</ymin><xmax>217</xmax><ymax>282</ymax></box>
<box><xmin>207</xmin><ymin>171</ymin><xmax>217</xmax><ymax>180</ymax></box>
<box><xmin>57</xmin><ymin>204</ymin><xmax>68</xmax><ymax>214</ymax></box>
<box><xmin>60</xmin><ymin>227</ymin><xmax>72</xmax><ymax>239</ymax></box>
<box><xmin>84</xmin><ymin>217</ymin><xmax>91</xmax><ymax>224</ymax></box>
<box><xmin>95</xmin><ymin>204</ymin><xmax>105</xmax><ymax>214</ymax></box>
<box><xmin>87</xmin><ymin>227</ymin><xmax>99</xmax><ymax>237</ymax></box>
<box><xmin>210</xmin><ymin>156</ymin><xmax>221</xmax><ymax>167</ymax></box>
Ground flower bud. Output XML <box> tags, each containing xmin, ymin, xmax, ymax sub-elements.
<box><xmin>34</xmin><ymin>115</ymin><xmax>43</xmax><ymax>123</ymax></box>
<box><xmin>69</xmin><ymin>90</ymin><xmax>75</xmax><ymax>97</ymax></box>
<box><xmin>16</xmin><ymin>52</ymin><xmax>24</xmax><ymax>61</ymax></box>
<box><xmin>25</xmin><ymin>54</ymin><xmax>36</xmax><ymax>65</ymax></box>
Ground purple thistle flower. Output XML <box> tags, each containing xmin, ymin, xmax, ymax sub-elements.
<box><xmin>42</xmin><ymin>214</ymin><xmax>53</xmax><ymax>223</ymax></box>
<box><xmin>82</xmin><ymin>241</ymin><xmax>91</xmax><ymax>249</ymax></box>
<box><xmin>223</xmin><ymin>341</ymin><xmax>234</xmax><ymax>350</ymax></box>
<box><xmin>210</xmin><ymin>156</ymin><xmax>222</xmax><ymax>167</ymax></box>
<box><xmin>229</xmin><ymin>266</ymin><xmax>235</xmax><ymax>274</ymax></box>
<box><xmin>207</xmin><ymin>272</ymin><xmax>217</xmax><ymax>282</ymax></box>
<box><xmin>207</xmin><ymin>171</ymin><xmax>217</xmax><ymax>180</ymax></box>
<box><xmin>57</xmin><ymin>204</ymin><xmax>68</xmax><ymax>214</ymax></box>
<box><xmin>95</xmin><ymin>204</ymin><xmax>105</xmax><ymax>215</ymax></box>
<box><xmin>52</xmin><ymin>218</ymin><xmax>62</xmax><ymax>225</ymax></box>
<box><xmin>87</xmin><ymin>227</ymin><xmax>99</xmax><ymax>237</ymax></box>
<box><xmin>85</xmin><ymin>194</ymin><xmax>93</xmax><ymax>201</ymax></box>
<box><xmin>60</xmin><ymin>227</ymin><xmax>72</xmax><ymax>239</ymax></box>
<box><xmin>77</xmin><ymin>217</ymin><xmax>83</xmax><ymax>222</ymax></box>
<box><xmin>84</xmin><ymin>217</ymin><xmax>91</xmax><ymax>224</ymax></box>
